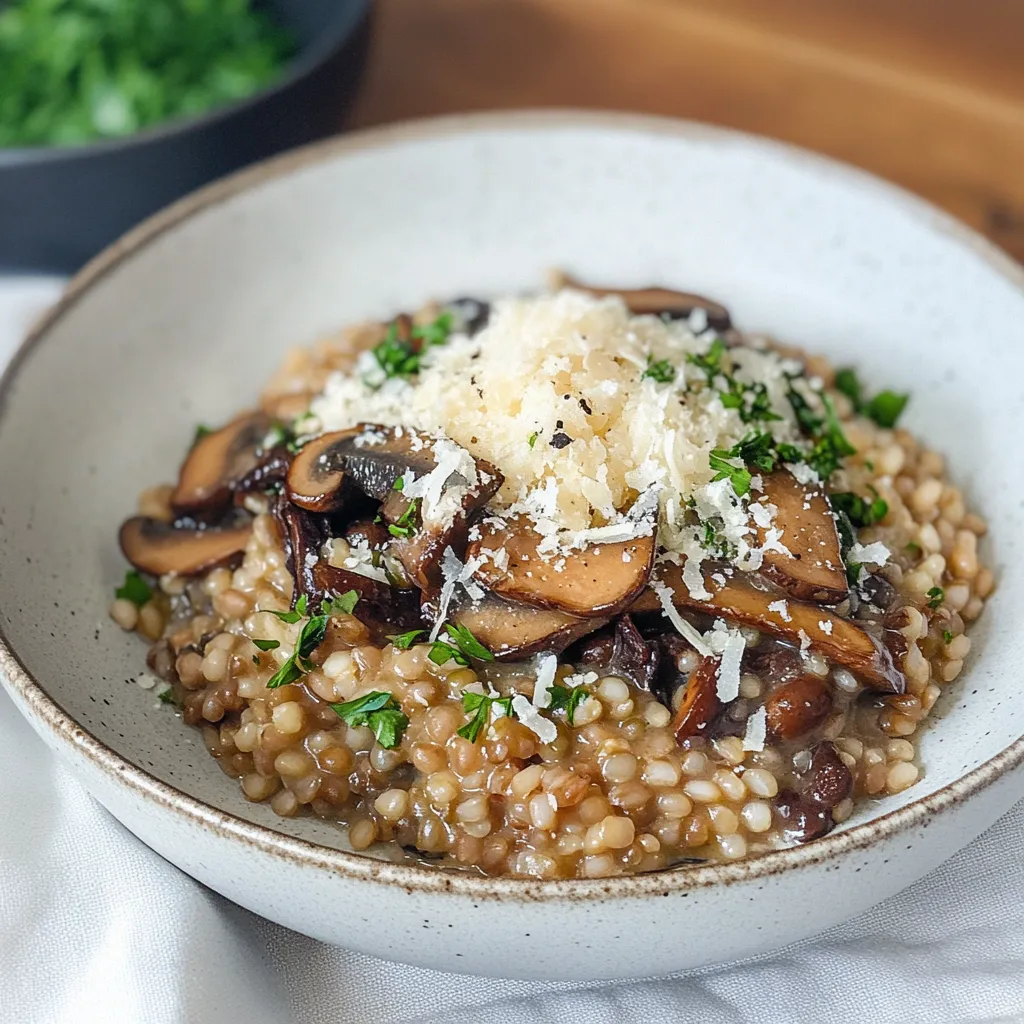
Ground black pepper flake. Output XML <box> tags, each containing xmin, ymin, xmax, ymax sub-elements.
<box><xmin>550</xmin><ymin>432</ymin><xmax>573</xmax><ymax>449</ymax></box>
<box><xmin>579</xmin><ymin>397</ymin><xmax>592</xmax><ymax>415</ymax></box>
<box><xmin>556</xmin><ymin>419</ymin><xmax>564</xmax><ymax>429</ymax></box>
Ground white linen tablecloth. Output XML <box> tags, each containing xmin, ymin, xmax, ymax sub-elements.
<box><xmin>2</xmin><ymin>277</ymin><xmax>1023</xmax><ymax>1024</ymax></box>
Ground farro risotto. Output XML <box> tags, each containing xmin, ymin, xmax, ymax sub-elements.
<box><xmin>111</xmin><ymin>280</ymin><xmax>992</xmax><ymax>879</ymax></box>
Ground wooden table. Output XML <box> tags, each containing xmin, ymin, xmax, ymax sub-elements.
<box><xmin>351</xmin><ymin>0</ymin><xmax>1024</xmax><ymax>261</ymax></box>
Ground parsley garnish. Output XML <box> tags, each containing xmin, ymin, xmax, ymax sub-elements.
<box><xmin>252</xmin><ymin>639</ymin><xmax>280</xmax><ymax>651</ymax></box>
<box><xmin>389</xmin><ymin>629</ymin><xmax>427</xmax><ymax>650</ymax></box>
<box><xmin>331</xmin><ymin>691</ymin><xmax>409</xmax><ymax>749</ymax></box>
<box><xmin>528</xmin><ymin>431</ymin><xmax>540</xmax><ymax>449</ymax></box>
<box><xmin>943</xmin><ymin>630</ymin><xmax>954</xmax><ymax>644</ymax></box>
<box><xmin>786</xmin><ymin>385</ymin><xmax>856</xmax><ymax>480</ymax></box>
<box><xmin>835</xmin><ymin>368</ymin><xmax>909</xmax><ymax>429</ymax></box>
<box><xmin>157</xmin><ymin>688</ymin><xmax>179</xmax><ymax>706</ymax></box>
<box><xmin>266</xmin><ymin>602</ymin><xmax>328</xmax><ymax>689</ymax></box>
<box><xmin>428</xmin><ymin>624</ymin><xmax>496</xmax><ymax>666</ymax></box>
<box><xmin>830</xmin><ymin>491</ymin><xmax>888</xmax><ymax>528</ymax></box>
<box><xmin>686</xmin><ymin>338</ymin><xmax>726</xmax><ymax>378</ymax></box>
<box><xmin>370</xmin><ymin>312</ymin><xmax>454</xmax><ymax>382</ymax></box>
<box><xmin>547</xmin><ymin>684</ymin><xmax>589</xmax><ymax>725</ymax></box>
<box><xmin>322</xmin><ymin>590</ymin><xmax>359</xmax><ymax>616</ymax></box>
<box><xmin>926</xmin><ymin>587</ymin><xmax>945</xmax><ymax>609</ymax></box>
<box><xmin>719</xmin><ymin>379</ymin><xmax>782</xmax><ymax>424</ymax></box>
<box><xmin>388</xmin><ymin>498</ymin><xmax>422</xmax><ymax>539</ymax></box>
<box><xmin>115</xmin><ymin>570</ymin><xmax>152</xmax><ymax>607</ymax></box>
<box><xmin>906</xmin><ymin>541</ymin><xmax>922</xmax><ymax>557</ymax></box>
<box><xmin>268</xmin><ymin>594</ymin><xmax>308</xmax><ymax>624</ymax></box>
<box><xmin>642</xmin><ymin>356</ymin><xmax>675</xmax><ymax>383</ymax></box>
<box><xmin>709</xmin><ymin>449</ymin><xmax>753</xmax><ymax>496</ymax></box>
<box><xmin>846</xmin><ymin>561</ymin><xmax>863</xmax><ymax>585</ymax></box>
<box><xmin>457</xmin><ymin>691</ymin><xmax>515</xmax><ymax>742</ymax></box>
<box><xmin>193</xmin><ymin>424</ymin><xmax>213</xmax><ymax>446</ymax></box>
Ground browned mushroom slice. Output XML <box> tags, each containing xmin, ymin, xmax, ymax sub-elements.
<box><xmin>285</xmin><ymin>426</ymin><xmax>363</xmax><ymax>512</ymax></box>
<box><xmin>439</xmin><ymin>588</ymin><xmax>606</xmax><ymax>661</ymax></box>
<box><xmin>310</xmin><ymin>562</ymin><xmax>423</xmax><ymax>639</ymax></box>
<box><xmin>763</xmin><ymin>675</ymin><xmax>833</xmax><ymax>741</ymax></box>
<box><xmin>466</xmin><ymin>515</ymin><xmax>655</xmax><ymax>617</ymax></box>
<box><xmin>171</xmin><ymin>411</ymin><xmax>271</xmax><ymax>515</ymax></box>
<box><xmin>119</xmin><ymin>516</ymin><xmax>251</xmax><ymax>577</ymax></box>
<box><xmin>555</xmin><ymin>272</ymin><xmax>732</xmax><ymax>331</ymax></box>
<box><xmin>671</xmin><ymin>656</ymin><xmax>722</xmax><ymax>741</ymax></box>
<box><xmin>753</xmin><ymin>472</ymin><xmax>848</xmax><ymax>603</ymax></box>
<box><xmin>641</xmin><ymin>564</ymin><xmax>905</xmax><ymax>693</ymax></box>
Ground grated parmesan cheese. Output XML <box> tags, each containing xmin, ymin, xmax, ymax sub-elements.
<box><xmin>532</xmin><ymin>654</ymin><xmax>558</xmax><ymax>709</ymax></box>
<box><xmin>847</xmin><ymin>541</ymin><xmax>890</xmax><ymax>567</ymax></box>
<box><xmin>742</xmin><ymin>707</ymin><xmax>767</xmax><ymax>752</ymax></box>
<box><xmin>511</xmin><ymin>694</ymin><xmax>558</xmax><ymax>744</ymax></box>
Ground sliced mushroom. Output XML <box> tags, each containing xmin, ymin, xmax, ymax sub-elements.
<box><xmin>554</xmin><ymin>272</ymin><xmax>733</xmax><ymax>331</ymax></box>
<box><xmin>774</xmin><ymin>741</ymin><xmax>854</xmax><ymax>843</ymax></box>
<box><xmin>467</xmin><ymin>515</ymin><xmax>655</xmax><ymax>617</ymax></box>
<box><xmin>273</xmin><ymin>496</ymin><xmax>330</xmax><ymax>605</ymax></box>
<box><xmin>763</xmin><ymin>675</ymin><xmax>833</xmax><ymax>741</ymax></box>
<box><xmin>753</xmin><ymin>471</ymin><xmax>848</xmax><ymax>604</ymax></box>
<box><xmin>671</xmin><ymin>656</ymin><xmax>722</xmax><ymax>741</ymax></box>
<box><xmin>574</xmin><ymin>615</ymin><xmax>660</xmax><ymax>690</ymax></box>
<box><xmin>636</xmin><ymin>564</ymin><xmax>905</xmax><ymax>693</ymax></box>
<box><xmin>310</xmin><ymin>562</ymin><xmax>423</xmax><ymax>639</ymax></box>
<box><xmin>119</xmin><ymin>516</ymin><xmax>251</xmax><ymax>577</ymax></box>
<box><xmin>171</xmin><ymin>411</ymin><xmax>271</xmax><ymax>515</ymax></box>
<box><xmin>284</xmin><ymin>426</ymin><xmax>364</xmax><ymax>512</ymax></box>
<box><xmin>439</xmin><ymin>588</ymin><xmax>606</xmax><ymax>661</ymax></box>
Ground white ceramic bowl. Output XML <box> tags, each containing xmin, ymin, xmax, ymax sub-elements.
<box><xmin>1</xmin><ymin>113</ymin><xmax>1023</xmax><ymax>980</ymax></box>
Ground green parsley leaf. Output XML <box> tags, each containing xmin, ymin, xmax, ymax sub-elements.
<box><xmin>686</xmin><ymin>338</ymin><xmax>726</xmax><ymax>379</ymax></box>
<box><xmin>392</xmin><ymin>475</ymin><xmax>405</xmax><ymax>492</ymax></box>
<box><xmin>193</xmin><ymin>424</ymin><xmax>213</xmax><ymax>446</ymax></box>
<box><xmin>943</xmin><ymin>630</ymin><xmax>954</xmax><ymax>644</ymax></box>
<box><xmin>296</xmin><ymin>614</ymin><xmax>328</xmax><ymax>660</ymax></box>
<box><xmin>157</xmin><ymin>687</ymin><xmax>179</xmax><ymax>706</ymax></box>
<box><xmin>834</xmin><ymin>368</ymin><xmax>863</xmax><ymax>408</ymax></box>
<box><xmin>776</xmin><ymin>442</ymin><xmax>805</xmax><ymax>464</ymax></box>
<box><xmin>833</xmin><ymin>367</ymin><xmax>909</xmax><ymax>428</ymax></box>
<box><xmin>830</xmin><ymin>491</ymin><xmax>889</xmax><ymax>529</ymax></box>
<box><xmin>322</xmin><ymin>590</ymin><xmax>359</xmax><ymax>616</ymax></box>
<box><xmin>444</xmin><ymin>623</ymin><xmax>495</xmax><ymax>662</ymax></box>
<box><xmin>428</xmin><ymin>641</ymin><xmax>467</xmax><ymax>667</ymax></box>
<box><xmin>926</xmin><ymin>587</ymin><xmax>945</xmax><ymax>609</ymax></box>
<box><xmin>412</xmin><ymin>311</ymin><xmax>454</xmax><ymax>349</ymax></box>
<box><xmin>906</xmin><ymin>541</ymin><xmax>923</xmax><ymax>557</ymax></box>
<box><xmin>846</xmin><ymin>561</ymin><xmax>863</xmax><ymax>585</ymax></box>
<box><xmin>268</xmin><ymin>594</ymin><xmax>308</xmax><ymax>624</ymax></box>
<box><xmin>528</xmin><ymin>431</ymin><xmax>540</xmax><ymax>449</ymax></box>
<box><xmin>642</xmin><ymin>356</ymin><xmax>675</xmax><ymax>383</ymax></box>
<box><xmin>456</xmin><ymin>691</ymin><xmax>516</xmax><ymax>742</ymax></box>
<box><xmin>115</xmin><ymin>570</ymin><xmax>152</xmax><ymax>607</ymax></box>
<box><xmin>330</xmin><ymin>691</ymin><xmax>409</xmax><ymax>749</ymax></box>
<box><xmin>387</xmin><ymin>498</ymin><xmax>422</xmax><ymax>539</ymax></box>
<box><xmin>709</xmin><ymin>449</ymin><xmax>752</xmax><ymax>496</ymax></box>
<box><xmin>864</xmin><ymin>390</ymin><xmax>909</xmax><ymax>429</ymax></box>
<box><xmin>389</xmin><ymin>629</ymin><xmax>427</xmax><ymax>650</ymax></box>
<box><xmin>547</xmin><ymin>684</ymin><xmax>590</xmax><ymax>725</ymax></box>
<box><xmin>369</xmin><ymin>313</ymin><xmax>454</xmax><ymax>383</ymax></box>
<box><xmin>252</xmin><ymin>639</ymin><xmax>280</xmax><ymax>651</ymax></box>
<box><xmin>266</xmin><ymin>657</ymin><xmax>305</xmax><ymax>690</ymax></box>
<box><xmin>719</xmin><ymin>379</ymin><xmax>780</xmax><ymax>424</ymax></box>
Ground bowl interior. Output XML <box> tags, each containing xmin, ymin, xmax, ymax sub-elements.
<box><xmin>1</xmin><ymin>115</ymin><xmax>1022</xmax><ymax>859</ymax></box>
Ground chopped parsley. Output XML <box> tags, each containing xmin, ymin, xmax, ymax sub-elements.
<box><xmin>686</xmin><ymin>338</ymin><xmax>726</xmax><ymax>378</ymax></box>
<box><xmin>370</xmin><ymin>312</ymin><xmax>454</xmax><ymax>382</ymax></box>
<box><xmin>252</xmin><ymin>638</ymin><xmax>280</xmax><ymax>651</ymax></box>
<box><xmin>830</xmin><ymin>491</ymin><xmax>888</xmax><ymax>528</ymax></box>
<box><xmin>642</xmin><ymin>356</ymin><xmax>675</xmax><ymax>383</ymax></box>
<box><xmin>457</xmin><ymin>691</ymin><xmax>515</xmax><ymax>742</ymax></box>
<box><xmin>388</xmin><ymin>498</ymin><xmax>422</xmax><ymax>539</ymax></box>
<box><xmin>428</xmin><ymin>624</ymin><xmax>496</xmax><ymax>667</ymax></box>
<box><xmin>547</xmin><ymin>684</ymin><xmax>590</xmax><ymax>725</ymax></box>
<box><xmin>906</xmin><ymin>541</ymin><xmax>923</xmax><ymax>557</ymax></box>
<box><xmin>527</xmin><ymin>431</ymin><xmax>540</xmax><ymax>449</ymax></box>
<box><xmin>192</xmin><ymin>423</ymin><xmax>213</xmax><ymax>445</ymax></box>
<box><xmin>926</xmin><ymin>587</ymin><xmax>945</xmax><ymax>610</ymax></box>
<box><xmin>786</xmin><ymin>385</ymin><xmax>856</xmax><ymax>480</ymax></box>
<box><xmin>322</xmin><ymin>590</ymin><xmax>359</xmax><ymax>616</ymax></box>
<box><xmin>157</xmin><ymin>687</ymin><xmax>180</xmax><ymax>706</ymax></box>
<box><xmin>835</xmin><ymin>368</ymin><xmax>909</xmax><ymax>429</ymax></box>
<box><xmin>331</xmin><ymin>691</ymin><xmax>409</xmax><ymax>749</ymax></box>
<box><xmin>268</xmin><ymin>594</ymin><xmax>308</xmax><ymax>624</ymax></box>
<box><xmin>266</xmin><ymin>602</ymin><xmax>328</xmax><ymax>689</ymax></box>
<box><xmin>115</xmin><ymin>570</ymin><xmax>152</xmax><ymax>607</ymax></box>
<box><xmin>709</xmin><ymin>449</ymin><xmax>752</xmax><ymax>497</ymax></box>
<box><xmin>943</xmin><ymin>630</ymin><xmax>954</xmax><ymax>644</ymax></box>
<box><xmin>389</xmin><ymin>628</ymin><xmax>427</xmax><ymax>650</ymax></box>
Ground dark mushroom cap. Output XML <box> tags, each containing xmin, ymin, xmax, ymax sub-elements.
<box><xmin>172</xmin><ymin>411</ymin><xmax>270</xmax><ymax>515</ymax></box>
<box><xmin>119</xmin><ymin>515</ymin><xmax>252</xmax><ymax>577</ymax></box>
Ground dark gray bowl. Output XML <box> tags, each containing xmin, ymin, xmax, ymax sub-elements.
<box><xmin>0</xmin><ymin>0</ymin><xmax>372</xmax><ymax>273</ymax></box>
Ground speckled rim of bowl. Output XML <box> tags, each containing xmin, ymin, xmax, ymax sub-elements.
<box><xmin>1</xmin><ymin>110</ymin><xmax>1023</xmax><ymax>901</ymax></box>
<box><xmin>0</xmin><ymin>0</ymin><xmax>371</xmax><ymax>165</ymax></box>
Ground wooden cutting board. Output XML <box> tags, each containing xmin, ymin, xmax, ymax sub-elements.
<box><xmin>351</xmin><ymin>0</ymin><xmax>1024</xmax><ymax>261</ymax></box>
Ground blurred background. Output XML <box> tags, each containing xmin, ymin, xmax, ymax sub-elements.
<box><xmin>2</xmin><ymin>0</ymin><xmax>1023</xmax><ymax>269</ymax></box>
